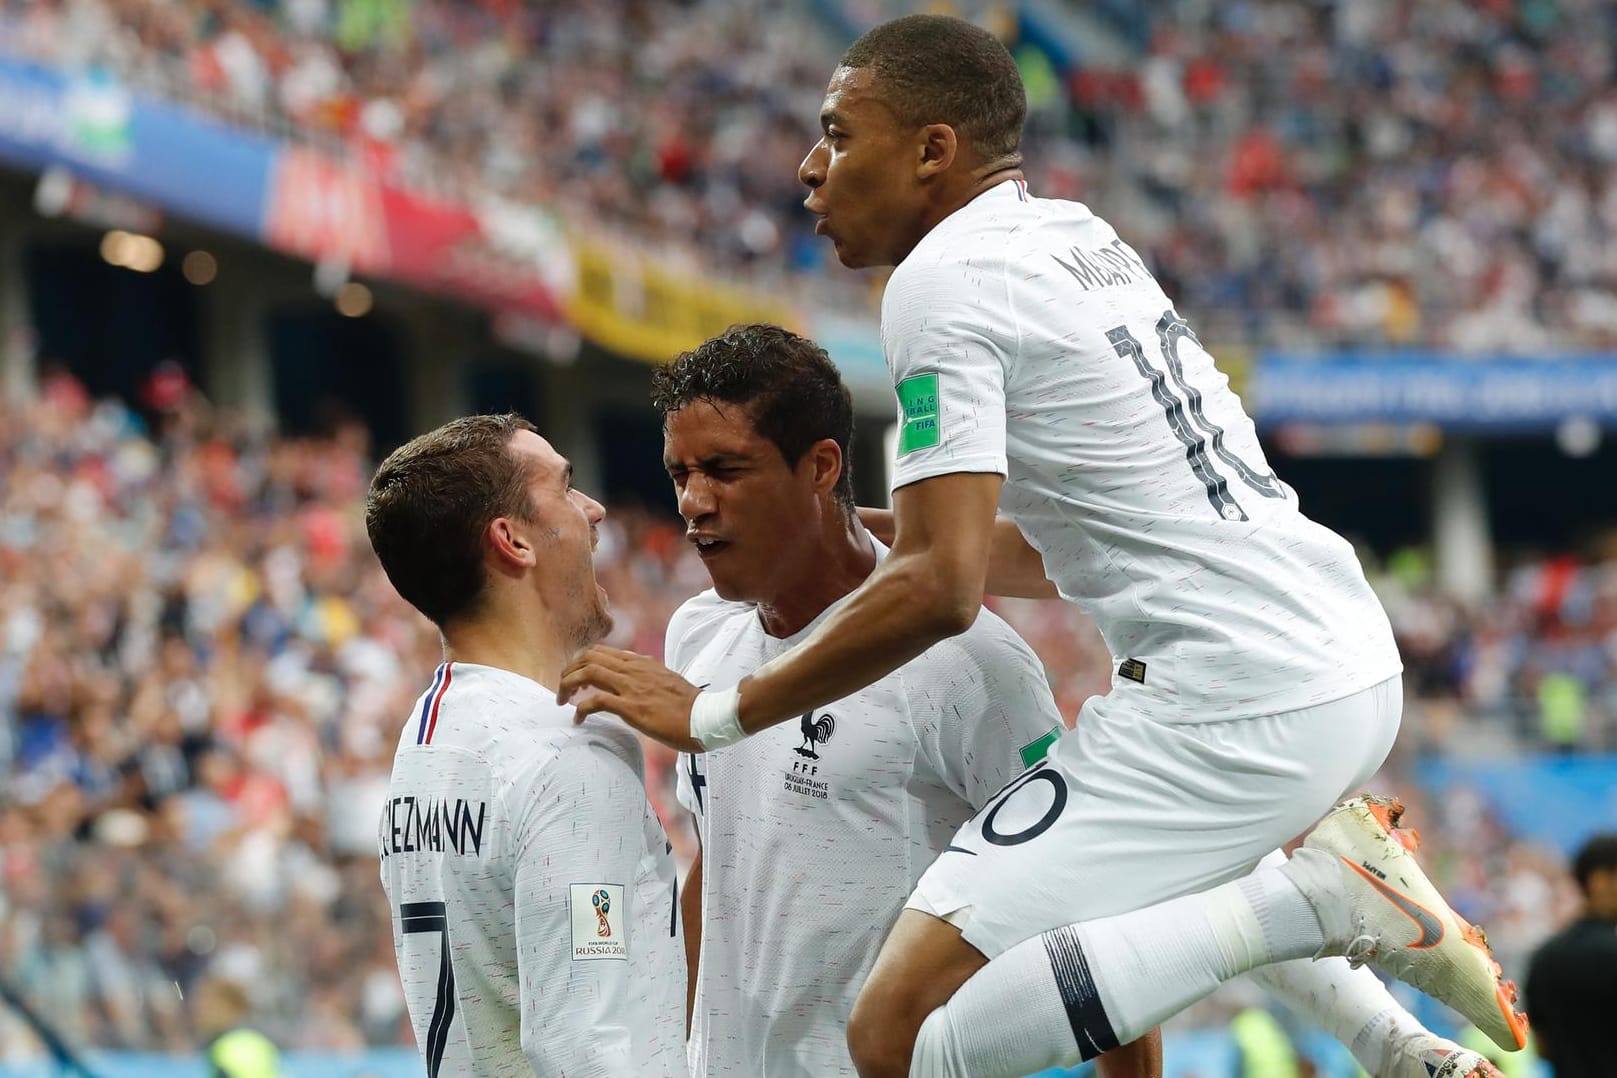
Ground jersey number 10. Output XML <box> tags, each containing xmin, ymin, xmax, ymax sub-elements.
<box><xmin>1106</xmin><ymin>311</ymin><xmax>1285</xmax><ymax>522</ymax></box>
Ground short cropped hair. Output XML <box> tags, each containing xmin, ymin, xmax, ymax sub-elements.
<box><xmin>841</xmin><ymin>14</ymin><xmax>1026</xmax><ymax>162</ymax></box>
<box><xmin>651</xmin><ymin>324</ymin><xmax>856</xmax><ymax>511</ymax></box>
<box><xmin>1572</xmin><ymin>833</ymin><xmax>1617</xmax><ymax>895</ymax></box>
<box><xmin>366</xmin><ymin>413</ymin><xmax>537</xmax><ymax>627</ymax></box>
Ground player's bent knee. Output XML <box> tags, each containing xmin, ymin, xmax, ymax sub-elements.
<box><xmin>846</xmin><ymin>998</ymin><xmax>914</xmax><ymax>1078</ymax></box>
<box><xmin>845</xmin><ymin>945</ymin><xmax>937</xmax><ymax>1076</ymax></box>
<box><xmin>848</xmin><ymin>910</ymin><xmax>986</xmax><ymax>1078</ymax></box>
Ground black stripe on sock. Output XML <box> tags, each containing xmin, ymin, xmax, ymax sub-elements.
<box><xmin>1043</xmin><ymin>926</ymin><xmax>1120</xmax><ymax>1060</ymax></box>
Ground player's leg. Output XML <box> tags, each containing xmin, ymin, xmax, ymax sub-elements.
<box><xmin>852</xmin><ymin>683</ymin><xmax>1403</xmax><ymax>1078</ymax></box>
<box><xmin>854</xmin><ymin>678</ymin><xmax>1521</xmax><ymax>1078</ymax></box>
<box><xmin>846</xmin><ymin>911</ymin><xmax>1161</xmax><ymax>1078</ymax></box>
<box><xmin>895</xmin><ymin>815</ymin><xmax>1523</xmax><ymax>1078</ymax></box>
<box><xmin>903</xmin><ymin>677</ymin><xmax>1412</xmax><ymax>963</ymax></box>
<box><xmin>847</xmin><ymin>910</ymin><xmax>983</xmax><ymax>1078</ymax></box>
<box><xmin>885</xmin><ymin>857</ymin><xmax>1330</xmax><ymax>1078</ymax></box>
<box><xmin>1245</xmin><ymin>852</ymin><xmax>1508</xmax><ymax>1078</ymax></box>
<box><xmin>1250</xmin><ymin>958</ymin><xmax>1504</xmax><ymax>1078</ymax></box>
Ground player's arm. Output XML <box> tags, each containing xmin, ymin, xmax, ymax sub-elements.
<box><xmin>859</xmin><ymin>507</ymin><xmax>1058</xmax><ymax>600</ymax></box>
<box><xmin>724</xmin><ymin>255</ymin><xmax>1019</xmax><ymax>735</ymax></box>
<box><xmin>673</xmin><ymin>750</ymin><xmax>702</xmax><ymax>1036</ymax></box>
<box><xmin>510</xmin><ymin>745</ymin><xmax>656</xmax><ymax>1076</ymax></box>
<box><xmin>559</xmin><ymin>262</ymin><xmax>1011</xmax><ymax>751</ymax></box>
<box><xmin>665</xmin><ymin>621</ymin><xmax>707</xmax><ymax>1036</ymax></box>
<box><xmin>558</xmin><ymin>472</ymin><xmax>1001</xmax><ymax>750</ymax></box>
<box><xmin>732</xmin><ymin>469</ymin><xmax>1000</xmax><ymax>733</ymax></box>
<box><xmin>680</xmin><ymin>835</ymin><xmax>702</xmax><ymax>1034</ymax></box>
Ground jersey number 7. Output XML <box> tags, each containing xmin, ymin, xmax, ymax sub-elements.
<box><xmin>400</xmin><ymin>901</ymin><xmax>456</xmax><ymax>1077</ymax></box>
<box><xmin>1106</xmin><ymin>311</ymin><xmax>1285</xmax><ymax>522</ymax></box>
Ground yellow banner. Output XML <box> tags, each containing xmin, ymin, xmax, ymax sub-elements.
<box><xmin>564</xmin><ymin>236</ymin><xmax>806</xmax><ymax>364</ymax></box>
<box><xmin>1213</xmin><ymin>343</ymin><xmax>1251</xmax><ymax>402</ymax></box>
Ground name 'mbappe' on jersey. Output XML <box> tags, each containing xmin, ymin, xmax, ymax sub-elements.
<box><xmin>880</xmin><ymin>179</ymin><xmax>1403</xmax><ymax>722</ymax></box>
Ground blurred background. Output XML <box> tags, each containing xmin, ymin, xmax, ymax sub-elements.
<box><xmin>1</xmin><ymin>0</ymin><xmax>1615</xmax><ymax>1075</ymax></box>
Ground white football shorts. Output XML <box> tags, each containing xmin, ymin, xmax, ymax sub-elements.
<box><xmin>906</xmin><ymin>676</ymin><xmax>1403</xmax><ymax>959</ymax></box>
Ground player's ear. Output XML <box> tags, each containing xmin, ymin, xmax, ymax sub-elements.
<box><xmin>487</xmin><ymin>516</ymin><xmax>536</xmax><ymax>570</ymax></box>
<box><xmin>917</xmin><ymin>123</ymin><xmax>957</xmax><ymax>179</ymax></box>
<box><xmin>806</xmin><ymin>438</ymin><xmax>844</xmax><ymax>499</ymax></box>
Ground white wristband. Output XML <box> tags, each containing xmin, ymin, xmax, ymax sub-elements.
<box><xmin>689</xmin><ymin>686</ymin><xmax>745</xmax><ymax>751</ymax></box>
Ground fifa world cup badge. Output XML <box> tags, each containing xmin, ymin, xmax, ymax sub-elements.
<box><xmin>571</xmin><ymin>884</ymin><xmax>628</xmax><ymax>960</ymax></box>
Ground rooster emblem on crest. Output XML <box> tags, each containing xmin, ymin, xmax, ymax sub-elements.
<box><xmin>794</xmin><ymin>711</ymin><xmax>835</xmax><ymax>760</ymax></box>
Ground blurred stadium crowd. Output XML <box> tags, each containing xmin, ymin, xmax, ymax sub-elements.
<box><xmin>1</xmin><ymin>0</ymin><xmax>1616</xmax><ymax>1065</ymax></box>
<box><xmin>0</xmin><ymin>369</ymin><xmax>1602</xmax><ymax>1056</ymax></box>
<box><xmin>6</xmin><ymin>0</ymin><xmax>1617</xmax><ymax>348</ymax></box>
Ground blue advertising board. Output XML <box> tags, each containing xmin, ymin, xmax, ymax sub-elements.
<box><xmin>1253</xmin><ymin>352</ymin><xmax>1617</xmax><ymax>430</ymax></box>
<box><xmin>1416</xmin><ymin>754</ymin><xmax>1617</xmax><ymax>858</ymax></box>
<box><xmin>0</xmin><ymin>56</ymin><xmax>274</xmax><ymax>237</ymax></box>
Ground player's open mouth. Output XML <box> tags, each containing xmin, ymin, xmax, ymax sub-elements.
<box><xmin>691</xmin><ymin>536</ymin><xmax>729</xmax><ymax>559</ymax></box>
<box><xmin>813</xmin><ymin>216</ymin><xmax>830</xmax><ymax>237</ymax></box>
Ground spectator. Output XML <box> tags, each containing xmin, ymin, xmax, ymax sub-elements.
<box><xmin>0</xmin><ymin>363</ymin><xmax>1610</xmax><ymax>1060</ymax></box>
<box><xmin>1525</xmin><ymin>832</ymin><xmax>1617</xmax><ymax>1078</ymax></box>
<box><xmin>0</xmin><ymin>372</ymin><xmax>708</xmax><ymax>1056</ymax></box>
<box><xmin>7</xmin><ymin>0</ymin><xmax>1617</xmax><ymax>350</ymax></box>
<box><xmin>196</xmin><ymin>976</ymin><xmax>283</xmax><ymax>1078</ymax></box>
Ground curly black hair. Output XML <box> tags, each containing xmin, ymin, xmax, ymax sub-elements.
<box><xmin>651</xmin><ymin>324</ymin><xmax>855</xmax><ymax>511</ymax></box>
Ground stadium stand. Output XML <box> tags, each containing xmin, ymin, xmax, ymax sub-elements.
<box><xmin>0</xmin><ymin>366</ymin><xmax>1600</xmax><ymax>1068</ymax></box>
<box><xmin>4</xmin><ymin>0</ymin><xmax>1617</xmax><ymax>348</ymax></box>
<box><xmin>0</xmin><ymin>371</ymin><xmax>703</xmax><ymax>1054</ymax></box>
<box><xmin>1</xmin><ymin>0</ymin><xmax>1615</xmax><ymax>1074</ymax></box>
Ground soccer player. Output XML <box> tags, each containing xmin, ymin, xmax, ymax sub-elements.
<box><xmin>366</xmin><ymin>414</ymin><xmax>686</xmax><ymax>1077</ymax></box>
<box><xmin>653</xmin><ymin>324</ymin><xmax>1158</xmax><ymax>1077</ymax></box>
<box><xmin>558</xmin><ymin>17</ymin><xmax>1526</xmax><ymax>1078</ymax></box>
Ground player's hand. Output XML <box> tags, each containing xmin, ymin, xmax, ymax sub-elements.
<box><xmin>558</xmin><ymin>645</ymin><xmax>704</xmax><ymax>752</ymax></box>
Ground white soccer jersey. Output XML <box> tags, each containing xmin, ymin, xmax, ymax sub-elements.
<box><xmin>379</xmin><ymin>661</ymin><xmax>686</xmax><ymax>1078</ymax></box>
<box><xmin>883</xmin><ymin>178</ymin><xmax>1401</xmax><ymax>723</ymax></box>
<box><xmin>671</xmin><ymin>574</ymin><xmax>1064</xmax><ymax>1078</ymax></box>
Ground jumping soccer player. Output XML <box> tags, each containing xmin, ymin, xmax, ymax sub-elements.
<box><xmin>557</xmin><ymin>16</ymin><xmax>1525</xmax><ymax>1078</ymax></box>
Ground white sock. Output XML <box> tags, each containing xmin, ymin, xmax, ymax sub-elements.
<box><xmin>908</xmin><ymin>867</ymin><xmax>1328</xmax><ymax>1078</ymax></box>
<box><xmin>1247</xmin><ymin>959</ymin><xmax>1428</xmax><ymax>1076</ymax></box>
<box><xmin>1276</xmin><ymin>845</ymin><xmax>1357</xmax><ymax>948</ymax></box>
<box><xmin>1240</xmin><ymin>846</ymin><xmax>1434</xmax><ymax>1075</ymax></box>
<box><xmin>1235</xmin><ymin>864</ymin><xmax>1331</xmax><ymax>960</ymax></box>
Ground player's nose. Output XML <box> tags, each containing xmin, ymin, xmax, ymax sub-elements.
<box><xmin>677</xmin><ymin>474</ymin><xmax>717</xmax><ymax>521</ymax></box>
<box><xmin>799</xmin><ymin>141</ymin><xmax>826</xmax><ymax>189</ymax></box>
